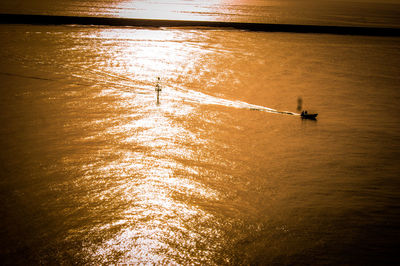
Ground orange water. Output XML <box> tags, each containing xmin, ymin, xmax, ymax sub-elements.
<box><xmin>0</xmin><ymin>24</ymin><xmax>399</xmax><ymax>264</ymax></box>
<box><xmin>1</xmin><ymin>0</ymin><xmax>400</xmax><ymax>27</ymax></box>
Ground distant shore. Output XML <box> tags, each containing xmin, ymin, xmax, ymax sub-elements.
<box><xmin>1</xmin><ymin>13</ymin><xmax>399</xmax><ymax>36</ymax></box>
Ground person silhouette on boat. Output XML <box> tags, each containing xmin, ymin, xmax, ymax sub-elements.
<box><xmin>301</xmin><ymin>110</ymin><xmax>309</xmax><ymax>117</ymax></box>
<box><xmin>301</xmin><ymin>110</ymin><xmax>318</xmax><ymax>119</ymax></box>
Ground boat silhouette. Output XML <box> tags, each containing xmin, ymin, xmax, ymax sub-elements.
<box><xmin>300</xmin><ymin>112</ymin><xmax>318</xmax><ymax>120</ymax></box>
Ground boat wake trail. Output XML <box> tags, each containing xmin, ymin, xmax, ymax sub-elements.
<box><xmin>167</xmin><ymin>85</ymin><xmax>298</xmax><ymax>116</ymax></box>
<box><xmin>72</xmin><ymin>68</ymin><xmax>297</xmax><ymax>116</ymax></box>
<box><xmin>79</xmin><ymin>69</ymin><xmax>298</xmax><ymax>116</ymax></box>
<box><xmin>6</xmin><ymin>58</ymin><xmax>297</xmax><ymax>116</ymax></box>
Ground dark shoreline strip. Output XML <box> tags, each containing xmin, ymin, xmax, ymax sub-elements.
<box><xmin>1</xmin><ymin>13</ymin><xmax>399</xmax><ymax>36</ymax></box>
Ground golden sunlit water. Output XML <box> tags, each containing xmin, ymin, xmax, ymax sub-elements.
<box><xmin>1</xmin><ymin>1</ymin><xmax>400</xmax><ymax>265</ymax></box>
<box><xmin>1</xmin><ymin>0</ymin><xmax>400</xmax><ymax>27</ymax></box>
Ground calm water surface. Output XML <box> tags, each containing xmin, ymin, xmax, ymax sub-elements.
<box><xmin>0</xmin><ymin>24</ymin><xmax>399</xmax><ymax>264</ymax></box>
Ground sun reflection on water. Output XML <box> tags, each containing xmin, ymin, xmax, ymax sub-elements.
<box><xmin>75</xmin><ymin>27</ymin><xmax>225</xmax><ymax>263</ymax></box>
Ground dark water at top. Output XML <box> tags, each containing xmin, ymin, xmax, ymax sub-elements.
<box><xmin>0</xmin><ymin>1</ymin><xmax>400</xmax><ymax>265</ymax></box>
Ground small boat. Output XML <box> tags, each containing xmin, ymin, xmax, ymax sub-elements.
<box><xmin>301</xmin><ymin>113</ymin><xmax>318</xmax><ymax>120</ymax></box>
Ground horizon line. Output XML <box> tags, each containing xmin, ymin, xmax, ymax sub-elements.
<box><xmin>1</xmin><ymin>13</ymin><xmax>399</xmax><ymax>37</ymax></box>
